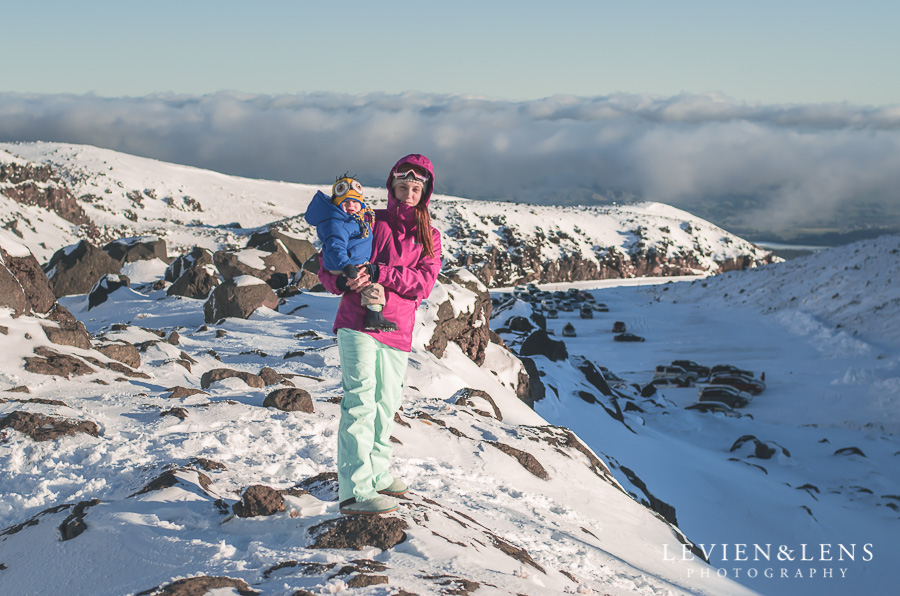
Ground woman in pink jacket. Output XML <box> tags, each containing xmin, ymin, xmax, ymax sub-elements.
<box><xmin>317</xmin><ymin>154</ymin><xmax>442</xmax><ymax>515</ymax></box>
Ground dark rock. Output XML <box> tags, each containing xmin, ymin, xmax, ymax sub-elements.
<box><xmin>165</xmin><ymin>247</ymin><xmax>214</xmax><ymax>282</ymax></box>
<box><xmin>24</xmin><ymin>346</ymin><xmax>95</xmax><ymax>377</ymax></box>
<box><xmin>505</xmin><ymin>315</ymin><xmax>534</xmax><ymax>333</ymax></box>
<box><xmin>102</xmin><ymin>236</ymin><xmax>168</xmax><ymax>264</ymax></box>
<box><xmin>167</xmin><ymin>386</ymin><xmax>207</xmax><ymax>399</ymax></box>
<box><xmin>166</xmin><ymin>331</ymin><xmax>180</xmax><ymax>345</ymax></box>
<box><xmin>130</xmin><ymin>468</ymin><xmax>213</xmax><ymax>497</ymax></box>
<box><xmin>136</xmin><ymin>576</ymin><xmax>258</xmax><ymax>596</ymax></box>
<box><xmin>43</xmin><ymin>240</ymin><xmax>121</xmax><ymax>298</ymax></box>
<box><xmin>0</xmin><ymin>260</ymin><xmax>29</xmax><ymax>315</ymax></box>
<box><xmin>161</xmin><ymin>407</ymin><xmax>188</xmax><ymax>420</ymax></box>
<box><xmin>88</xmin><ymin>274</ymin><xmax>131</xmax><ymax>309</ymax></box>
<box><xmin>520</xmin><ymin>329</ymin><xmax>568</xmax><ymax>361</ymax></box>
<box><xmin>41</xmin><ymin>320</ymin><xmax>92</xmax><ymax>350</ymax></box>
<box><xmin>426</xmin><ymin>270</ymin><xmax>492</xmax><ymax>365</ymax></box>
<box><xmin>488</xmin><ymin>441</ymin><xmax>548</xmax><ymax>479</ymax></box>
<box><xmin>619</xmin><ymin>465</ymin><xmax>678</xmax><ymax>526</ymax></box>
<box><xmin>232</xmin><ymin>485</ymin><xmax>286</xmax><ymax>517</ymax></box>
<box><xmin>96</xmin><ymin>342</ymin><xmax>141</xmax><ymax>369</ymax></box>
<box><xmin>347</xmin><ymin>575</ymin><xmax>389</xmax><ymax>588</ymax></box>
<box><xmin>214</xmin><ymin>242</ymin><xmax>298</xmax><ymax>289</ymax></box>
<box><xmin>308</xmin><ymin>516</ymin><xmax>408</xmax><ymax>550</ymax></box>
<box><xmin>517</xmin><ymin>356</ymin><xmax>543</xmax><ymax>407</ymax></box>
<box><xmin>246</xmin><ymin>229</ymin><xmax>316</xmax><ymax>269</ymax></box>
<box><xmin>167</xmin><ymin>265</ymin><xmax>220</xmax><ymax>299</ymax></box>
<box><xmin>263</xmin><ymin>388</ymin><xmax>314</xmax><ymax>413</ymax></box>
<box><xmin>0</xmin><ymin>411</ymin><xmax>99</xmax><ymax>442</ymax></box>
<box><xmin>487</xmin><ymin>533</ymin><xmax>546</xmax><ymax>573</ymax></box>
<box><xmin>203</xmin><ymin>277</ymin><xmax>279</xmax><ymax>323</ymax></box>
<box><xmin>59</xmin><ymin>498</ymin><xmax>102</xmax><ymax>541</ymax></box>
<box><xmin>294</xmin><ymin>472</ymin><xmax>339</xmax><ymax>501</ymax></box>
<box><xmin>834</xmin><ymin>446</ymin><xmax>866</xmax><ymax>457</ymax></box>
<box><xmin>191</xmin><ymin>457</ymin><xmax>227</xmax><ymax>471</ymax></box>
<box><xmin>0</xmin><ymin>243</ymin><xmax>56</xmax><ymax>314</ymax></box>
<box><xmin>200</xmin><ymin>368</ymin><xmax>265</xmax><ymax>389</ymax></box>
<box><xmin>259</xmin><ymin>367</ymin><xmax>285</xmax><ymax>386</ymax></box>
<box><xmin>452</xmin><ymin>388</ymin><xmax>502</xmax><ymax>420</ymax></box>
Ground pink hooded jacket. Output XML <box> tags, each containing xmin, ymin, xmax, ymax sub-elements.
<box><xmin>317</xmin><ymin>154</ymin><xmax>442</xmax><ymax>352</ymax></box>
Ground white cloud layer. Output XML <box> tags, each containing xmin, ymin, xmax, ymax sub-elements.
<box><xmin>2</xmin><ymin>91</ymin><xmax>900</xmax><ymax>232</ymax></box>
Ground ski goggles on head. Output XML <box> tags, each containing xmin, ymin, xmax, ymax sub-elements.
<box><xmin>391</xmin><ymin>168</ymin><xmax>429</xmax><ymax>185</ymax></box>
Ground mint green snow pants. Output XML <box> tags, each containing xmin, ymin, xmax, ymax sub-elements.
<box><xmin>336</xmin><ymin>328</ymin><xmax>409</xmax><ymax>503</ymax></box>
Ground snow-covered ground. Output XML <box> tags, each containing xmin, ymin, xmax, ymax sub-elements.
<box><xmin>494</xmin><ymin>234</ymin><xmax>900</xmax><ymax>595</ymax></box>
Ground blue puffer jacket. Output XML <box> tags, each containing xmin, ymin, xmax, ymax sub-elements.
<box><xmin>304</xmin><ymin>190</ymin><xmax>373</xmax><ymax>271</ymax></box>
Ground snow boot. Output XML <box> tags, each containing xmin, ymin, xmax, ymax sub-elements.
<box><xmin>377</xmin><ymin>478</ymin><xmax>408</xmax><ymax>497</ymax></box>
<box><xmin>364</xmin><ymin>309</ymin><xmax>398</xmax><ymax>332</ymax></box>
<box><xmin>339</xmin><ymin>495</ymin><xmax>399</xmax><ymax>516</ymax></box>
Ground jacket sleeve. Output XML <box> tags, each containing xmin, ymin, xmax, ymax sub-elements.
<box><xmin>377</xmin><ymin>228</ymin><xmax>442</xmax><ymax>300</ymax></box>
<box><xmin>316</xmin><ymin>219</ymin><xmax>352</xmax><ymax>272</ymax></box>
<box><xmin>316</xmin><ymin>253</ymin><xmax>344</xmax><ymax>295</ymax></box>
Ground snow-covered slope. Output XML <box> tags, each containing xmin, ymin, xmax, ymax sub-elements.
<box><xmin>0</xmin><ymin>244</ymin><xmax>751</xmax><ymax>595</ymax></box>
<box><xmin>492</xmin><ymin>235</ymin><xmax>900</xmax><ymax>595</ymax></box>
<box><xmin>1</xmin><ymin>142</ymin><xmax>775</xmax><ymax>281</ymax></box>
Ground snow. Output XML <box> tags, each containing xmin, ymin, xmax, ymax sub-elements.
<box><xmin>233</xmin><ymin>275</ymin><xmax>267</xmax><ymax>287</ymax></box>
<box><xmin>496</xmin><ymin>236</ymin><xmax>900</xmax><ymax>595</ymax></box>
<box><xmin>0</xmin><ymin>229</ymin><xmax>31</xmax><ymax>258</ymax></box>
<box><xmin>1</xmin><ymin>142</ymin><xmax>897</xmax><ymax>595</ymax></box>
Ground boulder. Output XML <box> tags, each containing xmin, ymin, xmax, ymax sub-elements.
<box><xmin>426</xmin><ymin>270</ymin><xmax>493</xmax><ymax>366</ymax></box>
<box><xmin>263</xmin><ymin>388</ymin><xmax>314</xmax><ymax>413</ymax></box>
<box><xmin>96</xmin><ymin>342</ymin><xmax>141</xmax><ymax>369</ymax></box>
<box><xmin>165</xmin><ymin>247</ymin><xmax>214</xmax><ymax>282</ymax></box>
<box><xmin>87</xmin><ymin>274</ymin><xmax>131</xmax><ymax>310</ymax></box>
<box><xmin>139</xmin><ymin>576</ymin><xmax>257</xmax><ymax>596</ymax></box>
<box><xmin>41</xmin><ymin>320</ymin><xmax>92</xmax><ymax>350</ymax></box>
<box><xmin>23</xmin><ymin>346</ymin><xmax>95</xmax><ymax>377</ymax></box>
<box><xmin>203</xmin><ymin>276</ymin><xmax>278</xmax><ymax>323</ymax></box>
<box><xmin>0</xmin><ymin>411</ymin><xmax>100</xmax><ymax>442</ymax></box>
<box><xmin>214</xmin><ymin>243</ymin><xmax>297</xmax><ymax>288</ymax></box>
<box><xmin>167</xmin><ymin>264</ymin><xmax>220</xmax><ymax>299</ymax></box>
<box><xmin>0</xmin><ymin>261</ymin><xmax>29</xmax><ymax>315</ymax></box>
<box><xmin>519</xmin><ymin>329</ymin><xmax>568</xmax><ymax>362</ymax></box>
<box><xmin>200</xmin><ymin>368</ymin><xmax>265</xmax><ymax>389</ymax></box>
<box><xmin>102</xmin><ymin>236</ymin><xmax>168</xmax><ymax>264</ymax></box>
<box><xmin>309</xmin><ymin>516</ymin><xmax>408</xmax><ymax>550</ymax></box>
<box><xmin>0</xmin><ymin>242</ymin><xmax>56</xmax><ymax>314</ymax></box>
<box><xmin>246</xmin><ymin>229</ymin><xmax>317</xmax><ymax>269</ymax></box>
<box><xmin>232</xmin><ymin>485</ymin><xmax>285</xmax><ymax>518</ymax></box>
<box><xmin>43</xmin><ymin>240</ymin><xmax>121</xmax><ymax>298</ymax></box>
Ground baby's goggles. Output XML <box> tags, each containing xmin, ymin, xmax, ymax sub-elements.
<box><xmin>333</xmin><ymin>178</ymin><xmax>363</xmax><ymax>198</ymax></box>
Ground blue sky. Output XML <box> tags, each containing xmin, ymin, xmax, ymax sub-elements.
<box><xmin>5</xmin><ymin>0</ymin><xmax>900</xmax><ymax>105</ymax></box>
<box><xmin>3</xmin><ymin>1</ymin><xmax>900</xmax><ymax>235</ymax></box>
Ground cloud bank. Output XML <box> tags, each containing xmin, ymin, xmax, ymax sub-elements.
<box><xmin>2</xmin><ymin>91</ymin><xmax>900</xmax><ymax>233</ymax></box>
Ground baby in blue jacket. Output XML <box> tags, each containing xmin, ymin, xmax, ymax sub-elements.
<box><xmin>304</xmin><ymin>175</ymin><xmax>397</xmax><ymax>332</ymax></box>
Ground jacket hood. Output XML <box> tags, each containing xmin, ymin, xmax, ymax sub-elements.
<box><xmin>385</xmin><ymin>154</ymin><xmax>435</xmax><ymax>222</ymax></box>
<box><xmin>304</xmin><ymin>190</ymin><xmax>366</xmax><ymax>226</ymax></box>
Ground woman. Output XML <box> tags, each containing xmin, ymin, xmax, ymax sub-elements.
<box><xmin>317</xmin><ymin>154</ymin><xmax>442</xmax><ymax>515</ymax></box>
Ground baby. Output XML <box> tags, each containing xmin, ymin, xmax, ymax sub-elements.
<box><xmin>304</xmin><ymin>174</ymin><xmax>397</xmax><ymax>332</ymax></box>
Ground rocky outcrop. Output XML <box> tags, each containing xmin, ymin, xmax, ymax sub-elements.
<box><xmin>43</xmin><ymin>240</ymin><xmax>121</xmax><ymax>298</ymax></box>
<box><xmin>263</xmin><ymin>388</ymin><xmax>314</xmax><ymax>413</ymax></box>
<box><xmin>203</xmin><ymin>276</ymin><xmax>279</xmax><ymax>323</ymax></box>
<box><xmin>0</xmin><ymin>243</ymin><xmax>57</xmax><ymax>314</ymax></box>
<box><xmin>0</xmin><ymin>163</ymin><xmax>92</xmax><ymax>227</ymax></box>
<box><xmin>246</xmin><ymin>229</ymin><xmax>316</xmax><ymax>269</ymax></box>
<box><xmin>167</xmin><ymin>264</ymin><xmax>220</xmax><ymax>299</ymax></box>
<box><xmin>0</xmin><ymin>411</ymin><xmax>100</xmax><ymax>442</ymax></box>
<box><xmin>200</xmin><ymin>368</ymin><xmax>265</xmax><ymax>390</ymax></box>
<box><xmin>214</xmin><ymin>243</ymin><xmax>297</xmax><ymax>289</ymax></box>
<box><xmin>232</xmin><ymin>485</ymin><xmax>285</xmax><ymax>518</ymax></box>
<box><xmin>426</xmin><ymin>271</ymin><xmax>493</xmax><ymax>366</ymax></box>
<box><xmin>87</xmin><ymin>274</ymin><xmax>131</xmax><ymax>309</ymax></box>
<box><xmin>102</xmin><ymin>236</ymin><xmax>168</xmax><ymax>264</ymax></box>
<box><xmin>165</xmin><ymin>247</ymin><xmax>214</xmax><ymax>282</ymax></box>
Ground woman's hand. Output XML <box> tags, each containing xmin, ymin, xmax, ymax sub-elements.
<box><xmin>347</xmin><ymin>267</ymin><xmax>372</xmax><ymax>292</ymax></box>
